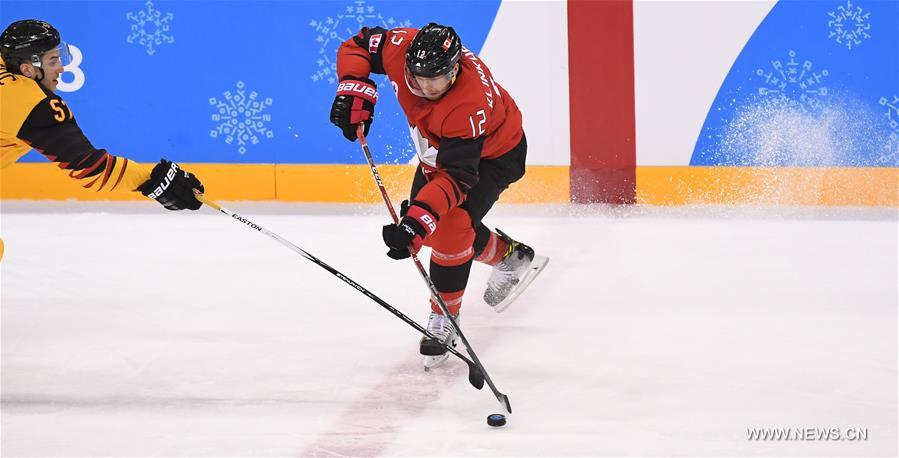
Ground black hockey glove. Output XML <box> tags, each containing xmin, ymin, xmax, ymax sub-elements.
<box><xmin>137</xmin><ymin>159</ymin><xmax>204</xmax><ymax>211</ymax></box>
<box><xmin>381</xmin><ymin>202</ymin><xmax>437</xmax><ymax>260</ymax></box>
<box><xmin>330</xmin><ymin>76</ymin><xmax>378</xmax><ymax>141</ymax></box>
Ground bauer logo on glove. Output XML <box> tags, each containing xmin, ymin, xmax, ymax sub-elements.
<box><xmin>137</xmin><ymin>159</ymin><xmax>205</xmax><ymax>211</ymax></box>
<box><xmin>381</xmin><ymin>202</ymin><xmax>438</xmax><ymax>260</ymax></box>
<box><xmin>330</xmin><ymin>76</ymin><xmax>378</xmax><ymax>141</ymax></box>
<box><xmin>336</xmin><ymin>81</ymin><xmax>379</xmax><ymax>101</ymax></box>
<box><xmin>145</xmin><ymin>161</ymin><xmax>180</xmax><ymax>200</ymax></box>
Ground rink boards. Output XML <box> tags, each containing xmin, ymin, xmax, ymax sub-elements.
<box><xmin>0</xmin><ymin>0</ymin><xmax>895</xmax><ymax>205</ymax></box>
<box><xmin>1</xmin><ymin>163</ymin><xmax>896</xmax><ymax>206</ymax></box>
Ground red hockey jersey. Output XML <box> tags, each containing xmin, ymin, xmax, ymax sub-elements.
<box><xmin>337</xmin><ymin>26</ymin><xmax>523</xmax><ymax>217</ymax></box>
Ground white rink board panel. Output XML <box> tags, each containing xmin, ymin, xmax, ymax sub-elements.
<box><xmin>481</xmin><ymin>0</ymin><xmax>571</xmax><ymax>166</ymax></box>
<box><xmin>633</xmin><ymin>0</ymin><xmax>776</xmax><ymax>166</ymax></box>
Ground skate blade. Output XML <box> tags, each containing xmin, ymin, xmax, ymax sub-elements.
<box><xmin>423</xmin><ymin>353</ymin><xmax>450</xmax><ymax>370</ymax></box>
<box><xmin>491</xmin><ymin>255</ymin><xmax>549</xmax><ymax>313</ymax></box>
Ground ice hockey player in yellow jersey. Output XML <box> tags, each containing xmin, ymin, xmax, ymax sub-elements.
<box><xmin>0</xmin><ymin>19</ymin><xmax>204</xmax><ymax>207</ymax></box>
<box><xmin>0</xmin><ymin>19</ymin><xmax>206</xmax><ymax>261</ymax></box>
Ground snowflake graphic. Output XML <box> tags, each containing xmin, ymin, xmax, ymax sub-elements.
<box><xmin>878</xmin><ymin>96</ymin><xmax>899</xmax><ymax>165</ymax></box>
<box><xmin>209</xmin><ymin>81</ymin><xmax>274</xmax><ymax>155</ymax></box>
<box><xmin>126</xmin><ymin>0</ymin><xmax>174</xmax><ymax>55</ymax></box>
<box><xmin>827</xmin><ymin>0</ymin><xmax>872</xmax><ymax>50</ymax></box>
<box><xmin>309</xmin><ymin>0</ymin><xmax>412</xmax><ymax>84</ymax></box>
<box><xmin>755</xmin><ymin>50</ymin><xmax>829</xmax><ymax>110</ymax></box>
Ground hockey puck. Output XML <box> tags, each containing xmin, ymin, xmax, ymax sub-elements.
<box><xmin>487</xmin><ymin>413</ymin><xmax>506</xmax><ymax>427</ymax></box>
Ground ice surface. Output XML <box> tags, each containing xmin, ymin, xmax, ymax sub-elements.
<box><xmin>1</xmin><ymin>202</ymin><xmax>896</xmax><ymax>456</ymax></box>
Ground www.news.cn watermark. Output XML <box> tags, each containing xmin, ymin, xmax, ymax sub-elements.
<box><xmin>747</xmin><ymin>427</ymin><xmax>869</xmax><ymax>441</ymax></box>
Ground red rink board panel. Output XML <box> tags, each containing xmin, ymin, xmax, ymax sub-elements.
<box><xmin>567</xmin><ymin>0</ymin><xmax>637</xmax><ymax>204</ymax></box>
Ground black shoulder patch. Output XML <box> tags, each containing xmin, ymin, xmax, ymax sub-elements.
<box><xmin>352</xmin><ymin>26</ymin><xmax>388</xmax><ymax>74</ymax></box>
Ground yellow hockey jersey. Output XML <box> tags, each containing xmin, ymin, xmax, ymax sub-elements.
<box><xmin>0</xmin><ymin>57</ymin><xmax>150</xmax><ymax>192</ymax></box>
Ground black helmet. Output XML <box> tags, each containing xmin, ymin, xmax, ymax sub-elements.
<box><xmin>406</xmin><ymin>23</ymin><xmax>462</xmax><ymax>78</ymax></box>
<box><xmin>0</xmin><ymin>19</ymin><xmax>64</xmax><ymax>73</ymax></box>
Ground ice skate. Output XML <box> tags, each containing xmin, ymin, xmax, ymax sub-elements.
<box><xmin>420</xmin><ymin>310</ymin><xmax>460</xmax><ymax>370</ymax></box>
<box><xmin>484</xmin><ymin>229</ymin><xmax>549</xmax><ymax>313</ymax></box>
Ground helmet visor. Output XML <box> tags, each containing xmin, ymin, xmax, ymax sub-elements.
<box><xmin>34</xmin><ymin>41</ymin><xmax>72</xmax><ymax>68</ymax></box>
<box><xmin>53</xmin><ymin>41</ymin><xmax>73</xmax><ymax>67</ymax></box>
<box><xmin>403</xmin><ymin>64</ymin><xmax>454</xmax><ymax>99</ymax></box>
<box><xmin>57</xmin><ymin>41</ymin><xmax>73</xmax><ymax>67</ymax></box>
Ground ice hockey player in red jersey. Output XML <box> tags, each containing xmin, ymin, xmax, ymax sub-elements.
<box><xmin>330</xmin><ymin>23</ymin><xmax>548</xmax><ymax>368</ymax></box>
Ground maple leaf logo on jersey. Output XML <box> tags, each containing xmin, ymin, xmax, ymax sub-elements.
<box><xmin>369</xmin><ymin>34</ymin><xmax>382</xmax><ymax>53</ymax></box>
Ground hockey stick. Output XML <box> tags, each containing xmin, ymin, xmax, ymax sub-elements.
<box><xmin>356</xmin><ymin>127</ymin><xmax>512</xmax><ymax>414</ymax></box>
<box><xmin>193</xmin><ymin>192</ymin><xmax>485</xmax><ymax>390</ymax></box>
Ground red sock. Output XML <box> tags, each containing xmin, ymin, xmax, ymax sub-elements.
<box><xmin>474</xmin><ymin>230</ymin><xmax>509</xmax><ymax>266</ymax></box>
<box><xmin>430</xmin><ymin>290</ymin><xmax>464</xmax><ymax>316</ymax></box>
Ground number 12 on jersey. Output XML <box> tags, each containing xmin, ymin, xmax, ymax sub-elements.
<box><xmin>469</xmin><ymin>109</ymin><xmax>486</xmax><ymax>138</ymax></box>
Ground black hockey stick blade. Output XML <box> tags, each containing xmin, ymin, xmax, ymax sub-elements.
<box><xmin>444</xmin><ymin>346</ymin><xmax>484</xmax><ymax>389</ymax></box>
<box><xmin>441</xmin><ymin>348</ymin><xmax>483</xmax><ymax>388</ymax></box>
<box><xmin>467</xmin><ymin>360</ymin><xmax>485</xmax><ymax>389</ymax></box>
<box><xmin>498</xmin><ymin>394</ymin><xmax>512</xmax><ymax>414</ymax></box>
